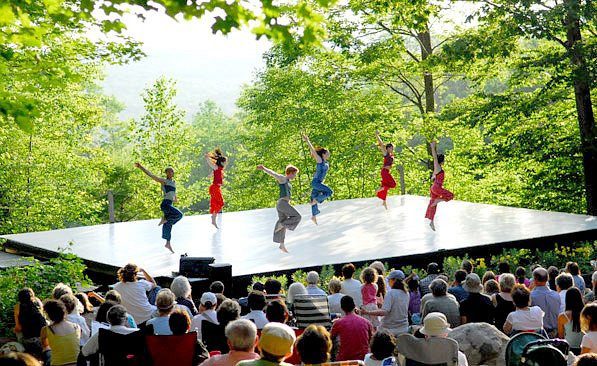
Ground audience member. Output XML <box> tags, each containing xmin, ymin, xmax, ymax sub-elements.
<box><xmin>210</xmin><ymin>281</ymin><xmax>227</xmax><ymax>308</ymax></box>
<box><xmin>94</xmin><ymin>301</ymin><xmax>117</xmax><ymax>325</ymax></box>
<box><xmin>575</xmin><ymin>353</ymin><xmax>597</xmax><ymax>366</ymax></box>
<box><xmin>503</xmin><ymin>284</ymin><xmax>544</xmax><ymax>335</ymax></box>
<box><xmin>242</xmin><ymin>291</ymin><xmax>269</xmax><ymax>329</ymax></box>
<box><xmin>113</xmin><ymin>263</ymin><xmax>157</xmax><ymax>324</ymax></box>
<box><xmin>530</xmin><ymin>267</ymin><xmax>560</xmax><ymax>335</ymax></box>
<box><xmin>296</xmin><ymin>325</ymin><xmax>332</xmax><ymax>365</ymax></box>
<box><xmin>330</xmin><ymin>296</ymin><xmax>374</xmax><ymax>361</ymax></box>
<box><xmin>448</xmin><ymin>270</ymin><xmax>469</xmax><ymax>303</ymax></box>
<box><xmin>567</xmin><ymin>262</ymin><xmax>586</xmax><ymax>293</ymax></box>
<box><xmin>327</xmin><ymin>279</ymin><xmax>344</xmax><ymax>315</ymax></box>
<box><xmin>168</xmin><ymin>310</ymin><xmax>210</xmax><ymax>365</ymax></box>
<box><xmin>146</xmin><ymin>288</ymin><xmax>177</xmax><ymax>335</ymax></box>
<box><xmin>360</xmin><ymin>267</ymin><xmax>380</xmax><ymax>327</ymax></box>
<box><xmin>205</xmin><ymin>299</ymin><xmax>242</xmax><ymax>353</ymax></box>
<box><xmin>340</xmin><ymin>263</ymin><xmax>363</xmax><ymax>307</ymax></box>
<box><xmin>306</xmin><ymin>271</ymin><xmax>326</xmax><ymax>295</ymax></box>
<box><xmin>370</xmin><ymin>261</ymin><xmax>386</xmax><ymax>277</ymax></box>
<box><xmin>586</xmin><ymin>272</ymin><xmax>597</xmax><ymax>303</ymax></box>
<box><xmin>556</xmin><ymin>273</ymin><xmax>575</xmax><ymax>313</ymax></box>
<box><xmin>171</xmin><ymin>276</ymin><xmax>198</xmax><ymax>316</ymax></box>
<box><xmin>419</xmin><ymin>312</ymin><xmax>469</xmax><ymax>366</ymax></box>
<box><xmin>237</xmin><ymin>323</ymin><xmax>296</xmax><ymax>366</ymax></box>
<box><xmin>13</xmin><ymin>288</ymin><xmax>46</xmax><ymax>358</ymax></box>
<box><xmin>496</xmin><ymin>262</ymin><xmax>511</xmax><ymax>280</ymax></box>
<box><xmin>364</xmin><ymin>330</ymin><xmax>396</xmax><ymax>366</ymax></box>
<box><xmin>74</xmin><ymin>293</ymin><xmax>94</xmax><ymax>330</ymax></box>
<box><xmin>102</xmin><ymin>290</ymin><xmax>137</xmax><ymax>328</ymax></box>
<box><xmin>51</xmin><ymin>284</ymin><xmax>73</xmax><ymax>301</ymax></box>
<box><xmin>514</xmin><ymin>267</ymin><xmax>530</xmax><ymax>287</ymax></box>
<box><xmin>265</xmin><ymin>301</ymin><xmax>289</xmax><ymax>324</ymax></box>
<box><xmin>264</xmin><ymin>279</ymin><xmax>283</xmax><ymax>301</ymax></box>
<box><xmin>492</xmin><ymin>273</ymin><xmax>516</xmax><ymax>331</ymax></box>
<box><xmin>370</xmin><ymin>262</ymin><xmax>387</xmax><ymax>303</ymax></box>
<box><xmin>419</xmin><ymin>263</ymin><xmax>440</xmax><ymax>297</ymax></box>
<box><xmin>548</xmin><ymin>266</ymin><xmax>560</xmax><ymax>291</ymax></box>
<box><xmin>191</xmin><ymin>292</ymin><xmax>218</xmax><ymax>341</ymax></box>
<box><xmin>483</xmin><ymin>279</ymin><xmax>500</xmax><ymax>297</ymax></box>
<box><xmin>81</xmin><ymin>305</ymin><xmax>138</xmax><ymax>358</ymax></box>
<box><xmin>407</xmin><ymin>275</ymin><xmax>421</xmax><ymax>322</ymax></box>
<box><xmin>201</xmin><ymin>319</ymin><xmax>259</xmax><ymax>366</ymax></box>
<box><xmin>461</xmin><ymin>260</ymin><xmax>473</xmax><ymax>275</ymax></box>
<box><xmin>581</xmin><ymin>302</ymin><xmax>597</xmax><ymax>354</ymax></box>
<box><xmin>286</xmin><ymin>282</ymin><xmax>308</xmax><ymax>308</ymax></box>
<box><xmin>557</xmin><ymin>287</ymin><xmax>584</xmax><ymax>354</ymax></box>
<box><xmin>364</xmin><ymin>270</ymin><xmax>409</xmax><ymax>335</ymax></box>
<box><xmin>481</xmin><ymin>271</ymin><xmax>496</xmax><ymax>285</ymax></box>
<box><xmin>59</xmin><ymin>294</ymin><xmax>90</xmax><ymax>345</ymax></box>
<box><xmin>459</xmin><ymin>273</ymin><xmax>494</xmax><ymax>324</ymax></box>
<box><xmin>0</xmin><ymin>352</ymin><xmax>41</xmax><ymax>366</ymax></box>
<box><xmin>421</xmin><ymin>279</ymin><xmax>460</xmax><ymax>328</ymax></box>
<box><xmin>40</xmin><ymin>300</ymin><xmax>81</xmax><ymax>366</ymax></box>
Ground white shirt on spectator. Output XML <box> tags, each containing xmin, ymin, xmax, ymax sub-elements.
<box><xmin>559</xmin><ymin>289</ymin><xmax>567</xmax><ymax>314</ymax></box>
<box><xmin>582</xmin><ymin>331</ymin><xmax>597</xmax><ymax>353</ymax></box>
<box><xmin>506</xmin><ymin>306</ymin><xmax>544</xmax><ymax>331</ymax></box>
<box><xmin>191</xmin><ymin>309</ymin><xmax>218</xmax><ymax>340</ymax></box>
<box><xmin>458</xmin><ymin>351</ymin><xmax>469</xmax><ymax>366</ymax></box>
<box><xmin>341</xmin><ymin>278</ymin><xmax>363</xmax><ymax>307</ymax></box>
<box><xmin>242</xmin><ymin>310</ymin><xmax>269</xmax><ymax>329</ymax></box>
<box><xmin>82</xmin><ymin>325</ymin><xmax>139</xmax><ymax>357</ymax></box>
<box><xmin>113</xmin><ymin>280</ymin><xmax>156</xmax><ymax>324</ymax></box>
<box><xmin>328</xmin><ymin>293</ymin><xmax>344</xmax><ymax>314</ymax></box>
<box><xmin>67</xmin><ymin>311</ymin><xmax>90</xmax><ymax>345</ymax></box>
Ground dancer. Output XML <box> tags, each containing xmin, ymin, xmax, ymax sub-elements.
<box><xmin>205</xmin><ymin>148</ymin><xmax>227</xmax><ymax>228</ymax></box>
<box><xmin>134</xmin><ymin>162</ymin><xmax>183</xmax><ymax>253</ymax></box>
<box><xmin>424</xmin><ymin>141</ymin><xmax>454</xmax><ymax>231</ymax></box>
<box><xmin>374</xmin><ymin>130</ymin><xmax>397</xmax><ymax>209</ymax></box>
<box><xmin>302</xmin><ymin>133</ymin><xmax>332</xmax><ymax>225</ymax></box>
<box><xmin>257</xmin><ymin>164</ymin><xmax>301</xmax><ymax>253</ymax></box>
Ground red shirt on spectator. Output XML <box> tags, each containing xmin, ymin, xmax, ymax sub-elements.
<box><xmin>330</xmin><ymin>312</ymin><xmax>374</xmax><ymax>361</ymax></box>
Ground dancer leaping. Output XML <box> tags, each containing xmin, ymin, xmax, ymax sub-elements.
<box><xmin>135</xmin><ymin>162</ymin><xmax>183</xmax><ymax>253</ymax></box>
<box><xmin>257</xmin><ymin>164</ymin><xmax>301</xmax><ymax>253</ymax></box>
<box><xmin>375</xmin><ymin>130</ymin><xmax>397</xmax><ymax>209</ymax></box>
<box><xmin>205</xmin><ymin>148</ymin><xmax>227</xmax><ymax>229</ymax></box>
<box><xmin>425</xmin><ymin>141</ymin><xmax>454</xmax><ymax>231</ymax></box>
<box><xmin>302</xmin><ymin>133</ymin><xmax>332</xmax><ymax>225</ymax></box>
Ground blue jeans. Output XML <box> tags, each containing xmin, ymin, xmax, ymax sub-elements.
<box><xmin>160</xmin><ymin>199</ymin><xmax>183</xmax><ymax>241</ymax></box>
<box><xmin>310</xmin><ymin>181</ymin><xmax>333</xmax><ymax>216</ymax></box>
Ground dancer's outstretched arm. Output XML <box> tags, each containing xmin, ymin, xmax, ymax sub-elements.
<box><xmin>430</xmin><ymin>141</ymin><xmax>442</xmax><ymax>175</ymax></box>
<box><xmin>375</xmin><ymin>130</ymin><xmax>387</xmax><ymax>155</ymax></box>
<box><xmin>135</xmin><ymin>163</ymin><xmax>166</xmax><ymax>184</ymax></box>
<box><xmin>257</xmin><ymin>165</ymin><xmax>286</xmax><ymax>183</ymax></box>
<box><xmin>205</xmin><ymin>153</ymin><xmax>218</xmax><ymax>171</ymax></box>
<box><xmin>301</xmin><ymin>133</ymin><xmax>322</xmax><ymax>163</ymax></box>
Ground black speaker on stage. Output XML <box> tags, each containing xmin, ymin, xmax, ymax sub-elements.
<box><xmin>179</xmin><ymin>255</ymin><xmax>215</xmax><ymax>278</ymax></box>
<box><xmin>209</xmin><ymin>263</ymin><xmax>232</xmax><ymax>296</ymax></box>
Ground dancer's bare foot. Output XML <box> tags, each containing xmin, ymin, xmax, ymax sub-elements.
<box><xmin>311</xmin><ymin>216</ymin><xmax>318</xmax><ymax>225</ymax></box>
<box><xmin>165</xmin><ymin>241</ymin><xmax>174</xmax><ymax>253</ymax></box>
<box><xmin>279</xmin><ymin>243</ymin><xmax>289</xmax><ymax>253</ymax></box>
<box><xmin>429</xmin><ymin>221</ymin><xmax>436</xmax><ymax>231</ymax></box>
<box><xmin>211</xmin><ymin>215</ymin><xmax>219</xmax><ymax>229</ymax></box>
<box><xmin>275</xmin><ymin>222</ymin><xmax>285</xmax><ymax>233</ymax></box>
<box><xmin>382</xmin><ymin>200</ymin><xmax>388</xmax><ymax>210</ymax></box>
<box><xmin>158</xmin><ymin>217</ymin><xmax>167</xmax><ymax>226</ymax></box>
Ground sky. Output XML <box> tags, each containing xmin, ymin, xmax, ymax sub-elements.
<box><xmin>101</xmin><ymin>11</ymin><xmax>271</xmax><ymax>120</ymax></box>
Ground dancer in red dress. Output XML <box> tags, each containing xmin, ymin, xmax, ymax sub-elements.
<box><xmin>375</xmin><ymin>130</ymin><xmax>397</xmax><ymax>209</ymax></box>
<box><xmin>425</xmin><ymin>141</ymin><xmax>454</xmax><ymax>231</ymax></box>
<box><xmin>205</xmin><ymin>148</ymin><xmax>227</xmax><ymax>228</ymax></box>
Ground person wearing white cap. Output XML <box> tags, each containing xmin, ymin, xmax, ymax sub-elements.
<box><xmin>459</xmin><ymin>273</ymin><xmax>494</xmax><ymax>325</ymax></box>
<box><xmin>362</xmin><ymin>270</ymin><xmax>409</xmax><ymax>336</ymax></box>
<box><xmin>420</xmin><ymin>312</ymin><xmax>469</xmax><ymax>366</ymax></box>
<box><xmin>191</xmin><ymin>292</ymin><xmax>219</xmax><ymax>341</ymax></box>
<box><xmin>237</xmin><ymin>322</ymin><xmax>296</xmax><ymax>366</ymax></box>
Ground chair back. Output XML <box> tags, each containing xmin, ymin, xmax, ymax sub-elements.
<box><xmin>293</xmin><ymin>294</ymin><xmax>332</xmax><ymax>329</ymax></box>
<box><xmin>504</xmin><ymin>332</ymin><xmax>546</xmax><ymax>366</ymax></box>
<box><xmin>396</xmin><ymin>333</ymin><xmax>459</xmax><ymax>366</ymax></box>
<box><xmin>521</xmin><ymin>339</ymin><xmax>568</xmax><ymax>366</ymax></box>
<box><xmin>98</xmin><ymin>329</ymin><xmax>145</xmax><ymax>366</ymax></box>
<box><xmin>201</xmin><ymin>320</ymin><xmax>228</xmax><ymax>353</ymax></box>
<box><xmin>146</xmin><ymin>332</ymin><xmax>197</xmax><ymax>366</ymax></box>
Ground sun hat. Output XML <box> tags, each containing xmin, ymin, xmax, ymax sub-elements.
<box><xmin>200</xmin><ymin>292</ymin><xmax>217</xmax><ymax>306</ymax></box>
<box><xmin>420</xmin><ymin>312</ymin><xmax>451</xmax><ymax>337</ymax></box>
<box><xmin>258</xmin><ymin>322</ymin><xmax>296</xmax><ymax>357</ymax></box>
<box><xmin>387</xmin><ymin>270</ymin><xmax>405</xmax><ymax>281</ymax></box>
<box><xmin>463</xmin><ymin>273</ymin><xmax>483</xmax><ymax>293</ymax></box>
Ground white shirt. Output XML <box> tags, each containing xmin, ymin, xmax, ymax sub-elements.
<box><xmin>582</xmin><ymin>331</ymin><xmax>597</xmax><ymax>353</ymax></box>
<box><xmin>242</xmin><ymin>310</ymin><xmax>269</xmax><ymax>329</ymax></box>
<box><xmin>341</xmin><ymin>279</ymin><xmax>363</xmax><ymax>307</ymax></box>
<box><xmin>559</xmin><ymin>290</ymin><xmax>567</xmax><ymax>314</ymax></box>
<box><xmin>458</xmin><ymin>351</ymin><xmax>469</xmax><ymax>366</ymax></box>
<box><xmin>67</xmin><ymin>312</ymin><xmax>90</xmax><ymax>345</ymax></box>
<box><xmin>82</xmin><ymin>325</ymin><xmax>139</xmax><ymax>357</ymax></box>
<box><xmin>506</xmin><ymin>306</ymin><xmax>545</xmax><ymax>331</ymax></box>
<box><xmin>328</xmin><ymin>293</ymin><xmax>344</xmax><ymax>314</ymax></box>
<box><xmin>191</xmin><ymin>309</ymin><xmax>218</xmax><ymax>340</ymax></box>
<box><xmin>113</xmin><ymin>280</ymin><xmax>156</xmax><ymax>324</ymax></box>
<box><xmin>306</xmin><ymin>285</ymin><xmax>327</xmax><ymax>296</ymax></box>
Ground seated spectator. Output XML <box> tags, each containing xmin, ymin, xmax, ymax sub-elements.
<box><xmin>237</xmin><ymin>323</ymin><xmax>296</xmax><ymax>366</ymax></box>
<box><xmin>361</xmin><ymin>268</ymin><xmax>381</xmax><ymax>328</ymax></box>
<box><xmin>496</xmin><ymin>262</ymin><xmax>511</xmax><ymax>281</ymax></box>
<box><xmin>482</xmin><ymin>271</ymin><xmax>496</xmax><ymax>285</ymax></box>
<box><xmin>104</xmin><ymin>290</ymin><xmax>137</xmax><ymax>328</ymax></box>
<box><xmin>240</xmin><ymin>282</ymin><xmax>266</xmax><ymax>311</ymax></box>
<box><xmin>113</xmin><ymin>263</ymin><xmax>157</xmax><ymax>324</ymax></box>
<box><xmin>212</xmin><ymin>300</ymin><xmax>242</xmax><ymax>352</ymax></box>
<box><xmin>74</xmin><ymin>293</ymin><xmax>95</xmax><ymax>330</ymax></box>
<box><xmin>0</xmin><ymin>352</ymin><xmax>41</xmax><ymax>366</ymax></box>
<box><xmin>210</xmin><ymin>281</ymin><xmax>227</xmax><ymax>308</ymax></box>
<box><xmin>364</xmin><ymin>331</ymin><xmax>396</xmax><ymax>366</ymax></box>
<box><xmin>92</xmin><ymin>292</ymin><xmax>136</xmax><ymax>329</ymax></box>
<box><xmin>363</xmin><ymin>270</ymin><xmax>409</xmax><ymax>335</ymax></box>
<box><xmin>327</xmin><ymin>279</ymin><xmax>344</xmax><ymax>315</ymax></box>
<box><xmin>419</xmin><ymin>263</ymin><xmax>440</xmax><ymax>297</ymax></box>
<box><xmin>51</xmin><ymin>283</ymin><xmax>74</xmax><ymax>301</ymax></box>
<box><xmin>191</xmin><ymin>292</ymin><xmax>218</xmax><ymax>341</ymax></box>
<box><xmin>407</xmin><ymin>275</ymin><xmax>421</xmax><ymax>323</ymax></box>
<box><xmin>40</xmin><ymin>300</ymin><xmax>81</xmax><ymax>366</ymax></box>
<box><xmin>492</xmin><ymin>273</ymin><xmax>516</xmax><ymax>331</ymax></box>
<box><xmin>264</xmin><ymin>279</ymin><xmax>283</xmax><ymax>301</ymax></box>
<box><xmin>306</xmin><ymin>271</ymin><xmax>326</xmax><ymax>296</ymax></box>
<box><xmin>171</xmin><ymin>276</ymin><xmax>198</xmax><ymax>316</ymax></box>
<box><xmin>242</xmin><ymin>291</ymin><xmax>269</xmax><ymax>329</ymax></box>
<box><xmin>515</xmin><ymin>267</ymin><xmax>531</xmax><ymax>287</ymax></box>
<box><xmin>548</xmin><ymin>266</ymin><xmax>560</xmax><ymax>290</ymax></box>
<box><xmin>461</xmin><ymin>259</ymin><xmax>473</xmax><ymax>274</ymax></box>
<box><xmin>581</xmin><ymin>303</ymin><xmax>597</xmax><ymax>354</ymax></box>
<box><xmin>567</xmin><ymin>262</ymin><xmax>586</xmax><ymax>293</ymax></box>
<box><xmin>557</xmin><ymin>273</ymin><xmax>574</xmax><ymax>313</ymax></box>
<box><xmin>330</xmin><ymin>296</ymin><xmax>374</xmax><ymax>361</ymax></box>
<box><xmin>421</xmin><ymin>279</ymin><xmax>460</xmax><ymax>328</ymax></box>
<box><xmin>82</xmin><ymin>305</ymin><xmax>139</xmax><ymax>358</ymax></box>
<box><xmin>13</xmin><ymin>288</ymin><xmax>46</xmax><ymax>358</ymax></box>
<box><xmin>503</xmin><ymin>284</ymin><xmax>544</xmax><ymax>335</ymax></box>
<box><xmin>419</xmin><ymin>312</ymin><xmax>469</xmax><ymax>366</ymax></box>
<box><xmin>586</xmin><ymin>272</ymin><xmax>597</xmax><ymax>303</ymax></box>
<box><xmin>286</xmin><ymin>282</ymin><xmax>308</xmax><ymax>309</ymax></box>
<box><xmin>459</xmin><ymin>273</ymin><xmax>494</xmax><ymax>324</ymax></box>
<box><xmin>60</xmin><ymin>294</ymin><xmax>90</xmax><ymax>345</ymax></box>
<box><xmin>201</xmin><ymin>319</ymin><xmax>259</xmax><ymax>366</ymax></box>
<box><xmin>483</xmin><ymin>279</ymin><xmax>500</xmax><ymax>297</ymax></box>
<box><xmin>166</xmin><ymin>310</ymin><xmax>209</xmax><ymax>365</ymax></box>
<box><xmin>531</xmin><ymin>267</ymin><xmax>560</xmax><ymax>335</ymax></box>
<box><xmin>94</xmin><ymin>301</ymin><xmax>117</xmax><ymax>325</ymax></box>
<box><xmin>265</xmin><ymin>301</ymin><xmax>289</xmax><ymax>324</ymax></box>
<box><xmin>340</xmin><ymin>263</ymin><xmax>363</xmax><ymax>307</ymax></box>
<box><xmin>296</xmin><ymin>325</ymin><xmax>332</xmax><ymax>364</ymax></box>
<box><xmin>147</xmin><ymin>289</ymin><xmax>177</xmax><ymax>335</ymax></box>
<box><xmin>558</xmin><ymin>287</ymin><xmax>584</xmax><ymax>354</ymax></box>
<box><xmin>576</xmin><ymin>353</ymin><xmax>597</xmax><ymax>366</ymax></box>
<box><xmin>370</xmin><ymin>261</ymin><xmax>386</xmax><ymax>277</ymax></box>
<box><xmin>448</xmin><ymin>270</ymin><xmax>469</xmax><ymax>303</ymax></box>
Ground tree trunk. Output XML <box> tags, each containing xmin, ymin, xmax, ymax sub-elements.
<box><xmin>418</xmin><ymin>25</ymin><xmax>435</xmax><ymax>113</ymax></box>
<box><xmin>565</xmin><ymin>0</ymin><xmax>597</xmax><ymax>215</ymax></box>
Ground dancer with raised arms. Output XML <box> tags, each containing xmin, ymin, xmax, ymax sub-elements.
<box><xmin>375</xmin><ymin>130</ymin><xmax>397</xmax><ymax>209</ymax></box>
<box><xmin>135</xmin><ymin>162</ymin><xmax>183</xmax><ymax>253</ymax></box>
<box><xmin>205</xmin><ymin>148</ymin><xmax>227</xmax><ymax>229</ymax></box>
<box><xmin>302</xmin><ymin>133</ymin><xmax>333</xmax><ymax>225</ymax></box>
<box><xmin>257</xmin><ymin>164</ymin><xmax>301</xmax><ymax>253</ymax></box>
<box><xmin>424</xmin><ymin>141</ymin><xmax>454</xmax><ymax>231</ymax></box>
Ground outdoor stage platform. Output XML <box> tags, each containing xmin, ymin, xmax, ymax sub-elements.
<box><xmin>2</xmin><ymin>195</ymin><xmax>597</xmax><ymax>279</ymax></box>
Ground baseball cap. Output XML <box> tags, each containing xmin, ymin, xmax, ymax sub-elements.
<box><xmin>200</xmin><ymin>292</ymin><xmax>217</xmax><ymax>306</ymax></box>
<box><xmin>387</xmin><ymin>270</ymin><xmax>405</xmax><ymax>281</ymax></box>
<box><xmin>258</xmin><ymin>322</ymin><xmax>296</xmax><ymax>357</ymax></box>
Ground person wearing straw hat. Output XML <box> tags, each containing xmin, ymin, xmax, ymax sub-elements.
<box><xmin>459</xmin><ymin>273</ymin><xmax>495</xmax><ymax>325</ymax></box>
<box><xmin>237</xmin><ymin>322</ymin><xmax>296</xmax><ymax>366</ymax></box>
<box><xmin>420</xmin><ymin>312</ymin><xmax>469</xmax><ymax>366</ymax></box>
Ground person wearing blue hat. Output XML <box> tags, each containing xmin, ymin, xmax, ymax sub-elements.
<box><xmin>361</xmin><ymin>270</ymin><xmax>409</xmax><ymax>335</ymax></box>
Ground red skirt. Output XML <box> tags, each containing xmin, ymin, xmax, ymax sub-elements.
<box><xmin>424</xmin><ymin>184</ymin><xmax>454</xmax><ymax>220</ymax></box>
<box><xmin>209</xmin><ymin>184</ymin><xmax>224</xmax><ymax>214</ymax></box>
<box><xmin>376</xmin><ymin>168</ymin><xmax>397</xmax><ymax>201</ymax></box>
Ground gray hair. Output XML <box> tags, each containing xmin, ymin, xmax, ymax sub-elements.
<box><xmin>52</xmin><ymin>283</ymin><xmax>73</xmax><ymax>300</ymax></box>
<box><xmin>430</xmin><ymin>279</ymin><xmax>448</xmax><ymax>297</ymax></box>
<box><xmin>499</xmin><ymin>273</ymin><xmax>516</xmax><ymax>293</ymax></box>
<box><xmin>107</xmin><ymin>305</ymin><xmax>128</xmax><ymax>326</ymax></box>
<box><xmin>170</xmin><ymin>276</ymin><xmax>192</xmax><ymax>299</ymax></box>
<box><xmin>556</xmin><ymin>273</ymin><xmax>574</xmax><ymax>290</ymax></box>
<box><xmin>306</xmin><ymin>271</ymin><xmax>320</xmax><ymax>285</ymax></box>
<box><xmin>287</xmin><ymin>282</ymin><xmax>308</xmax><ymax>303</ymax></box>
<box><xmin>328</xmin><ymin>279</ymin><xmax>341</xmax><ymax>294</ymax></box>
<box><xmin>533</xmin><ymin>267</ymin><xmax>548</xmax><ymax>283</ymax></box>
<box><xmin>225</xmin><ymin>319</ymin><xmax>257</xmax><ymax>352</ymax></box>
<box><xmin>370</xmin><ymin>261</ymin><xmax>386</xmax><ymax>276</ymax></box>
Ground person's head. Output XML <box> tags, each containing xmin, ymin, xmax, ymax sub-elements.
<box><xmin>370</xmin><ymin>330</ymin><xmax>396</xmax><ymax>361</ymax></box>
<box><xmin>200</xmin><ymin>292</ymin><xmax>217</xmax><ymax>311</ymax></box>
<box><xmin>463</xmin><ymin>273</ymin><xmax>483</xmax><ymax>294</ymax></box>
<box><xmin>360</xmin><ymin>267</ymin><xmax>378</xmax><ymax>285</ymax></box>
<box><xmin>107</xmin><ymin>304</ymin><xmax>128</xmax><ymax>326</ymax></box>
<box><xmin>117</xmin><ymin>263</ymin><xmax>139</xmax><ymax>283</ymax></box>
<box><xmin>285</xmin><ymin>165</ymin><xmax>299</xmax><ymax>180</ymax></box>
<box><xmin>104</xmin><ymin>290</ymin><xmax>122</xmax><ymax>303</ymax></box>
<box><xmin>75</xmin><ymin>293</ymin><xmax>93</xmax><ymax>314</ymax></box>
<box><xmin>574</xmin><ymin>353</ymin><xmax>597</xmax><ymax>366</ymax></box>
<box><xmin>370</xmin><ymin>261</ymin><xmax>386</xmax><ymax>276</ymax></box>
<box><xmin>258</xmin><ymin>322</ymin><xmax>296</xmax><ymax>362</ymax></box>
<box><xmin>515</xmin><ymin>266</ymin><xmax>527</xmax><ymax>283</ymax></box>
<box><xmin>497</xmin><ymin>262</ymin><xmax>510</xmax><ymax>275</ymax></box>
<box><xmin>296</xmin><ymin>325</ymin><xmax>332</xmax><ymax>364</ymax></box>
<box><xmin>306</xmin><ymin>271</ymin><xmax>320</xmax><ymax>286</ymax></box>
<box><xmin>210</xmin><ymin>148</ymin><xmax>228</xmax><ymax>168</ymax></box>
<box><xmin>377</xmin><ymin>275</ymin><xmax>387</xmax><ymax>297</ymax></box>
<box><xmin>217</xmin><ymin>299</ymin><xmax>241</xmax><ymax>326</ymax></box>
<box><xmin>210</xmin><ymin>281</ymin><xmax>225</xmax><ymax>294</ymax></box>
<box><xmin>51</xmin><ymin>283</ymin><xmax>73</xmax><ymax>300</ymax></box>
<box><xmin>0</xmin><ymin>352</ymin><xmax>41</xmax><ymax>366</ymax></box>
<box><xmin>385</xmin><ymin>143</ymin><xmax>394</xmax><ymax>155</ymax></box>
<box><xmin>17</xmin><ymin>288</ymin><xmax>35</xmax><ymax>305</ymax></box>
<box><xmin>170</xmin><ymin>276</ymin><xmax>192</xmax><ymax>299</ymax></box>
<box><xmin>387</xmin><ymin>270</ymin><xmax>407</xmax><ymax>291</ymax></box>
<box><xmin>511</xmin><ymin>284</ymin><xmax>531</xmax><ymax>309</ymax></box>
<box><xmin>264</xmin><ymin>279</ymin><xmax>282</xmax><ymax>295</ymax></box>
<box><xmin>567</xmin><ymin>262</ymin><xmax>581</xmax><ymax>276</ymax></box>
<box><xmin>420</xmin><ymin>312</ymin><xmax>451</xmax><ymax>338</ymax></box>
<box><xmin>252</xmin><ymin>282</ymin><xmax>265</xmax><ymax>292</ymax></box>
<box><xmin>43</xmin><ymin>300</ymin><xmax>66</xmax><ymax>324</ymax></box>
<box><xmin>225</xmin><ymin>319</ymin><xmax>258</xmax><ymax>352</ymax></box>
<box><xmin>461</xmin><ymin>260</ymin><xmax>473</xmax><ymax>274</ymax></box>
<box><xmin>59</xmin><ymin>294</ymin><xmax>78</xmax><ymax>314</ymax></box>
<box><xmin>548</xmin><ymin>266</ymin><xmax>560</xmax><ymax>283</ymax></box>
<box><xmin>498</xmin><ymin>273</ymin><xmax>516</xmax><ymax>294</ymax></box>
<box><xmin>454</xmin><ymin>270</ymin><xmax>467</xmax><ymax>284</ymax></box>
<box><xmin>566</xmin><ymin>287</ymin><xmax>584</xmax><ymax>333</ymax></box>
<box><xmin>429</xmin><ymin>279</ymin><xmax>448</xmax><ymax>297</ymax></box>
<box><xmin>248</xmin><ymin>291</ymin><xmax>267</xmax><ymax>311</ymax></box>
<box><xmin>484</xmin><ymin>279</ymin><xmax>500</xmax><ymax>295</ymax></box>
<box><xmin>532</xmin><ymin>267</ymin><xmax>548</xmax><ymax>285</ymax></box>
<box><xmin>340</xmin><ymin>295</ymin><xmax>356</xmax><ymax>314</ymax></box>
<box><xmin>287</xmin><ymin>282</ymin><xmax>307</xmax><ymax>304</ymax></box>
<box><xmin>328</xmin><ymin>278</ymin><xmax>342</xmax><ymax>295</ymax></box>
<box><xmin>156</xmin><ymin>288</ymin><xmax>176</xmax><ymax>316</ymax></box>
<box><xmin>266</xmin><ymin>300</ymin><xmax>289</xmax><ymax>323</ymax></box>
<box><xmin>406</xmin><ymin>276</ymin><xmax>419</xmax><ymax>292</ymax></box>
<box><xmin>95</xmin><ymin>301</ymin><xmax>117</xmax><ymax>323</ymax></box>
<box><xmin>556</xmin><ymin>273</ymin><xmax>574</xmax><ymax>291</ymax></box>
<box><xmin>169</xmin><ymin>309</ymin><xmax>191</xmax><ymax>335</ymax></box>
<box><xmin>164</xmin><ymin>166</ymin><xmax>175</xmax><ymax>179</ymax></box>
<box><xmin>437</xmin><ymin>154</ymin><xmax>445</xmax><ymax>165</ymax></box>
<box><xmin>341</xmin><ymin>263</ymin><xmax>356</xmax><ymax>279</ymax></box>
<box><xmin>427</xmin><ymin>262</ymin><xmax>440</xmax><ymax>275</ymax></box>
<box><xmin>582</xmin><ymin>302</ymin><xmax>597</xmax><ymax>332</ymax></box>
<box><xmin>316</xmin><ymin>147</ymin><xmax>330</xmax><ymax>161</ymax></box>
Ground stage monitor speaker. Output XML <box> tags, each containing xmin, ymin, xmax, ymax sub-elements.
<box><xmin>209</xmin><ymin>263</ymin><xmax>232</xmax><ymax>296</ymax></box>
<box><xmin>179</xmin><ymin>255</ymin><xmax>215</xmax><ymax>278</ymax></box>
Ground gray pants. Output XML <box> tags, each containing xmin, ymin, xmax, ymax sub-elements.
<box><xmin>273</xmin><ymin>198</ymin><xmax>302</xmax><ymax>243</ymax></box>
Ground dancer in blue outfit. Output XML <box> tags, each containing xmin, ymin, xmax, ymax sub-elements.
<box><xmin>135</xmin><ymin>162</ymin><xmax>183</xmax><ymax>253</ymax></box>
<box><xmin>302</xmin><ymin>133</ymin><xmax>333</xmax><ymax>225</ymax></box>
